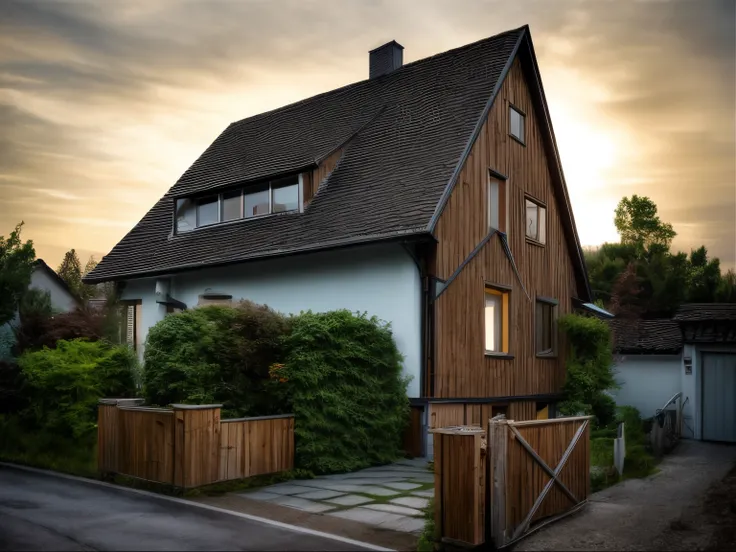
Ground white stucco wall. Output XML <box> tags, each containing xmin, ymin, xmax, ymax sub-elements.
<box><xmin>120</xmin><ymin>243</ymin><xmax>423</xmax><ymax>397</ymax></box>
<box><xmin>611</xmin><ymin>355</ymin><xmax>682</xmax><ymax>421</ymax></box>
<box><xmin>30</xmin><ymin>268</ymin><xmax>77</xmax><ymax>313</ymax></box>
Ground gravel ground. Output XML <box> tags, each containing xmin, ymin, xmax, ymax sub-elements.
<box><xmin>514</xmin><ymin>440</ymin><xmax>736</xmax><ymax>552</ymax></box>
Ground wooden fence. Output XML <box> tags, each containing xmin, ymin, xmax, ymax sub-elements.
<box><xmin>98</xmin><ymin>399</ymin><xmax>294</xmax><ymax>488</ymax></box>
<box><xmin>432</xmin><ymin>415</ymin><xmax>591</xmax><ymax>549</ymax></box>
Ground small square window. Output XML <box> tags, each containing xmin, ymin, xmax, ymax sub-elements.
<box><xmin>525</xmin><ymin>198</ymin><xmax>546</xmax><ymax>244</ymax></box>
<box><xmin>510</xmin><ymin>106</ymin><xmax>525</xmax><ymax>143</ymax></box>
<box><xmin>535</xmin><ymin>300</ymin><xmax>557</xmax><ymax>356</ymax></box>
<box><xmin>485</xmin><ymin>287</ymin><xmax>510</xmax><ymax>353</ymax></box>
<box><xmin>175</xmin><ymin>198</ymin><xmax>196</xmax><ymax>233</ymax></box>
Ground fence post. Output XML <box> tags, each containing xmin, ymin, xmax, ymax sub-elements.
<box><xmin>488</xmin><ymin>418</ymin><xmax>509</xmax><ymax>549</ymax></box>
<box><xmin>171</xmin><ymin>404</ymin><xmax>222</xmax><ymax>488</ymax></box>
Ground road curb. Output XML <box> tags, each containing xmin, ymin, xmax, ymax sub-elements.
<box><xmin>0</xmin><ymin>462</ymin><xmax>395</xmax><ymax>552</ymax></box>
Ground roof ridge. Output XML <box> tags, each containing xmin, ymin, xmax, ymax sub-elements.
<box><xmin>229</xmin><ymin>25</ymin><xmax>527</xmax><ymax>128</ymax></box>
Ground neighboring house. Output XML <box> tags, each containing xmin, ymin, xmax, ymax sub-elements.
<box><xmin>0</xmin><ymin>259</ymin><xmax>80</xmax><ymax>361</ymax></box>
<box><xmin>30</xmin><ymin>259</ymin><xmax>80</xmax><ymax>313</ymax></box>
<box><xmin>84</xmin><ymin>26</ymin><xmax>603</xmax><ymax>456</ymax></box>
<box><xmin>610</xmin><ymin>304</ymin><xmax>736</xmax><ymax>443</ymax></box>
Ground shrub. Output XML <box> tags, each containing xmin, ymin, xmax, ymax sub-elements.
<box><xmin>13</xmin><ymin>307</ymin><xmax>107</xmax><ymax>355</ymax></box>
<box><xmin>18</xmin><ymin>339</ymin><xmax>137</xmax><ymax>441</ymax></box>
<box><xmin>417</xmin><ymin>497</ymin><xmax>437</xmax><ymax>552</ymax></box>
<box><xmin>557</xmin><ymin>314</ymin><xmax>616</xmax><ymax>426</ymax></box>
<box><xmin>0</xmin><ymin>360</ymin><xmax>26</xmax><ymax>414</ymax></box>
<box><xmin>143</xmin><ymin>302</ymin><xmax>291</xmax><ymax>417</ymax></box>
<box><xmin>279</xmin><ymin>310</ymin><xmax>409</xmax><ymax>474</ymax></box>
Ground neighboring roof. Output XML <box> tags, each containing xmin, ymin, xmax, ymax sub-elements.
<box><xmin>674</xmin><ymin>304</ymin><xmax>736</xmax><ymax>322</ymax></box>
<box><xmin>610</xmin><ymin>318</ymin><xmax>683</xmax><ymax>355</ymax></box>
<box><xmin>85</xmin><ymin>25</ymin><xmax>590</xmax><ymax>297</ymax></box>
<box><xmin>32</xmin><ymin>259</ymin><xmax>81</xmax><ymax>306</ymax></box>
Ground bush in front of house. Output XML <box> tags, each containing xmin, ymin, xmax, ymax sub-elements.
<box><xmin>557</xmin><ymin>313</ymin><xmax>617</xmax><ymax>426</ymax></box>
<box><xmin>277</xmin><ymin>310</ymin><xmax>409</xmax><ymax>474</ymax></box>
<box><xmin>143</xmin><ymin>302</ymin><xmax>291</xmax><ymax>417</ymax></box>
<box><xmin>17</xmin><ymin>338</ymin><xmax>137</xmax><ymax>442</ymax></box>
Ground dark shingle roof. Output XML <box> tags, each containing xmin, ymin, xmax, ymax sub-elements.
<box><xmin>85</xmin><ymin>28</ymin><xmax>535</xmax><ymax>283</ymax></box>
<box><xmin>610</xmin><ymin>319</ymin><xmax>683</xmax><ymax>354</ymax></box>
<box><xmin>674</xmin><ymin>304</ymin><xmax>736</xmax><ymax>322</ymax></box>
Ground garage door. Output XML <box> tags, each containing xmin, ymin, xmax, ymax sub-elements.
<box><xmin>702</xmin><ymin>353</ymin><xmax>736</xmax><ymax>442</ymax></box>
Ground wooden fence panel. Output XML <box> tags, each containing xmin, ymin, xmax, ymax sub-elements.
<box><xmin>117</xmin><ymin>407</ymin><xmax>175</xmax><ymax>484</ymax></box>
<box><xmin>98</xmin><ymin>400</ymin><xmax>294</xmax><ymax>488</ymax></box>
<box><xmin>489</xmin><ymin>416</ymin><xmax>592</xmax><ymax>548</ymax></box>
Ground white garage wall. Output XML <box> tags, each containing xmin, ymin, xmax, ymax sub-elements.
<box><xmin>120</xmin><ymin>243</ymin><xmax>423</xmax><ymax>397</ymax></box>
<box><xmin>611</xmin><ymin>355</ymin><xmax>682</xmax><ymax>421</ymax></box>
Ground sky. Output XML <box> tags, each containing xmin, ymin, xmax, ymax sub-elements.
<box><xmin>1</xmin><ymin>0</ymin><xmax>734</xmax><ymax>271</ymax></box>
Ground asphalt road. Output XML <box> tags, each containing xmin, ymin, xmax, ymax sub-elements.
<box><xmin>0</xmin><ymin>466</ymin><xmax>377</xmax><ymax>551</ymax></box>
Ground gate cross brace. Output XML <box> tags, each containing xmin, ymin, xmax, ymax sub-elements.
<box><xmin>509</xmin><ymin>420</ymin><xmax>589</xmax><ymax>541</ymax></box>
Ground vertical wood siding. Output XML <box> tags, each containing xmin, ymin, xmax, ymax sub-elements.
<box><xmin>303</xmin><ymin>147</ymin><xmax>344</xmax><ymax>207</ymax></box>
<box><xmin>432</xmin><ymin>57</ymin><xmax>579</xmax><ymax>399</ymax></box>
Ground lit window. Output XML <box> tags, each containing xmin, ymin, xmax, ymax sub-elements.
<box><xmin>196</xmin><ymin>196</ymin><xmax>219</xmax><ymax>227</ymax></box>
<box><xmin>535</xmin><ymin>299</ymin><xmax>557</xmax><ymax>355</ymax></box>
<box><xmin>525</xmin><ymin>198</ymin><xmax>546</xmax><ymax>244</ymax></box>
<box><xmin>485</xmin><ymin>287</ymin><xmax>509</xmax><ymax>353</ymax></box>
<box><xmin>510</xmin><ymin>106</ymin><xmax>525</xmax><ymax>143</ymax></box>
<box><xmin>221</xmin><ymin>190</ymin><xmax>242</xmax><ymax>222</ymax></box>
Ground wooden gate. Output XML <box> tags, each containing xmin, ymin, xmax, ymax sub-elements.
<box><xmin>487</xmin><ymin>416</ymin><xmax>592</xmax><ymax>548</ymax></box>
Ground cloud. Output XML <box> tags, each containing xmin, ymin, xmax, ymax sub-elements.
<box><xmin>0</xmin><ymin>0</ymin><xmax>733</xmax><ymax>269</ymax></box>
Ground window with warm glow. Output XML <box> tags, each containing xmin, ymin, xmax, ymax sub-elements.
<box><xmin>485</xmin><ymin>286</ymin><xmax>510</xmax><ymax>354</ymax></box>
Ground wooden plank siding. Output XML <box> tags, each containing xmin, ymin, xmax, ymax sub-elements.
<box><xmin>428</xmin><ymin>400</ymin><xmax>537</xmax><ymax>433</ymax></box>
<box><xmin>303</xmin><ymin>147</ymin><xmax>344</xmax><ymax>207</ymax></box>
<box><xmin>431</xmin><ymin>56</ymin><xmax>581</xmax><ymax>400</ymax></box>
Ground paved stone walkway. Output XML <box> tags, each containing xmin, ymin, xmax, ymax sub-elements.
<box><xmin>238</xmin><ymin>458</ymin><xmax>433</xmax><ymax>533</ymax></box>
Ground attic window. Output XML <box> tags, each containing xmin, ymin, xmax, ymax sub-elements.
<box><xmin>509</xmin><ymin>105</ymin><xmax>525</xmax><ymax>143</ymax></box>
<box><xmin>525</xmin><ymin>197</ymin><xmax>546</xmax><ymax>244</ymax></box>
<box><xmin>175</xmin><ymin>174</ymin><xmax>302</xmax><ymax>234</ymax></box>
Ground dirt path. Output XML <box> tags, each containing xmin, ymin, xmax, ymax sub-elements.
<box><xmin>514</xmin><ymin>440</ymin><xmax>736</xmax><ymax>552</ymax></box>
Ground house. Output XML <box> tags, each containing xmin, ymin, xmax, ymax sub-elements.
<box><xmin>610</xmin><ymin>304</ymin><xmax>736</xmax><ymax>443</ymax></box>
<box><xmin>29</xmin><ymin>259</ymin><xmax>80</xmax><ymax>313</ymax></box>
<box><xmin>84</xmin><ymin>25</ymin><xmax>603</xmax><ymax>456</ymax></box>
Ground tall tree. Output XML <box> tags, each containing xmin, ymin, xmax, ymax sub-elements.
<box><xmin>687</xmin><ymin>246</ymin><xmax>721</xmax><ymax>303</ymax></box>
<box><xmin>0</xmin><ymin>222</ymin><xmax>36</xmax><ymax>326</ymax></box>
<box><xmin>614</xmin><ymin>195</ymin><xmax>676</xmax><ymax>254</ymax></box>
<box><xmin>81</xmin><ymin>255</ymin><xmax>102</xmax><ymax>302</ymax></box>
<box><xmin>57</xmin><ymin>249</ymin><xmax>83</xmax><ymax>299</ymax></box>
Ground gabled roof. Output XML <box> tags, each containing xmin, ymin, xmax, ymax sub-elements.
<box><xmin>85</xmin><ymin>25</ymin><xmax>590</xmax><ymax>298</ymax></box>
<box><xmin>32</xmin><ymin>259</ymin><xmax>82</xmax><ymax>306</ymax></box>
<box><xmin>610</xmin><ymin>318</ymin><xmax>683</xmax><ymax>355</ymax></box>
<box><xmin>674</xmin><ymin>303</ymin><xmax>736</xmax><ymax>322</ymax></box>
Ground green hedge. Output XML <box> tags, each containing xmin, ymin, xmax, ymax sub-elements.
<box><xmin>18</xmin><ymin>339</ymin><xmax>137</xmax><ymax>441</ymax></box>
<box><xmin>143</xmin><ymin>302</ymin><xmax>291</xmax><ymax>417</ymax></box>
<box><xmin>278</xmin><ymin>310</ymin><xmax>409</xmax><ymax>474</ymax></box>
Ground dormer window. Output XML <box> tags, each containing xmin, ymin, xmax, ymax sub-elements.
<box><xmin>175</xmin><ymin>174</ymin><xmax>302</xmax><ymax>234</ymax></box>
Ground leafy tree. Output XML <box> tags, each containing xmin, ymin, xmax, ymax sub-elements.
<box><xmin>614</xmin><ymin>195</ymin><xmax>676</xmax><ymax>253</ymax></box>
<box><xmin>57</xmin><ymin>249</ymin><xmax>83</xmax><ymax>299</ymax></box>
<box><xmin>81</xmin><ymin>256</ymin><xmax>102</xmax><ymax>301</ymax></box>
<box><xmin>0</xmin><ymin>222</ymin><xmax>36</xmax><ymax>326</ymax></box>
<box><xmin>716</xmin><ymin>269</ymin><xmax>736</xmax><ymax>302</ymax></box>
<box><xmin>687</xmin><ymin>246</ymin><xmax>721</xmax><ymax>303</ymax></box>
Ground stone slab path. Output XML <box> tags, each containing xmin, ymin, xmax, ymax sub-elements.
<box><xmin>237</xmin><ymin>458</ymin><xmax>433</xmax><ymax>534</ymax></box>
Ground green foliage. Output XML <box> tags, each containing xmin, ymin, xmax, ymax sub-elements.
<box><xmin>614</xmin><ymin>195</ymin><xmax>676</xmax><ymax>253</ymax></box>
<box><xmin>19</xmin><ymin>288</ymin><xmax>54</xmax><ymax>320</ymax></box>
<box><xmin>0</xmin><ymin>222</ymin><xmax>36</xmax><ymax>326</ymax></box>
<box><xmin>0</xmin><ymin>324</ymin><xmax>15</xmax><ymax>362</ymax></box>
<box><xmin>143</xmin><ymin>302</ymin><xmax>291</xmax><ymax>416</ymax></box>
<box><xmin>588</xmin><ymin>196</ymin><xmax>733</xmax><ymax>317</ymax></box>
<box><xmin>57</xmin><ymin>249</ymin><xmax>83</xmax><ymax>298</ymax></box>
<box><xmin>18</xmin><ymin>339</ymin><xmax>137</xmax><ymax>441</ymax></box>
<box><xmin>13</xmin><ymin>307</ymin><xmax>108</xmax><ymax>355</ymax></box>
<box><xmin>557</xmin><ymin>314</ymin><xmax>616</xmax><ymax>426</ymax></box>
<box><xmin>279</xmin><ymin>310</ymin><xmax>409</xmax><ymax>474</ymax></box>
<box><xmin>417</xmin><ymin>497</ymin><xmax>438</xmax><ymax>552</ymax></box>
